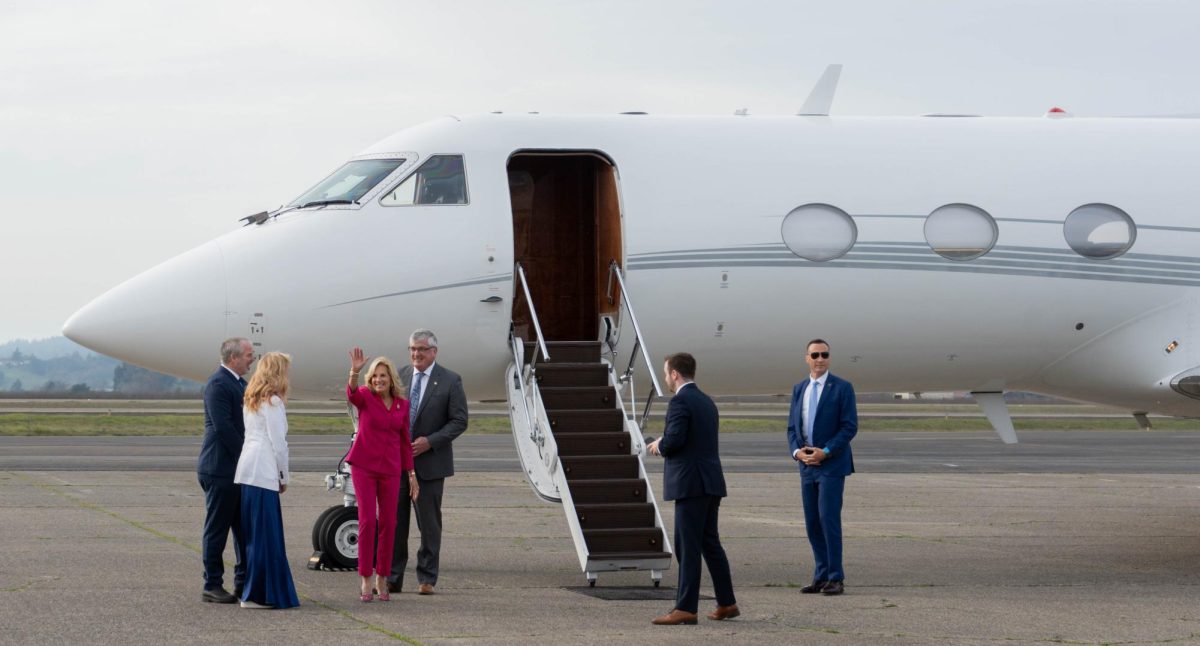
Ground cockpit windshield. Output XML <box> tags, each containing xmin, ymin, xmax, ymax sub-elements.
<box><xmin>290</xmin><ymin>159</ymin><xmax>406</xmax><ymax>207</ymax></box>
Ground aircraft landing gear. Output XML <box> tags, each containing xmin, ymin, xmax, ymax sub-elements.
<box><xmin>307</xmin><ymin>406</ymin><xmax>361</xmax><ymax>571</ymax></box>
<box><xmin>308</xmin><ymin>504</ymin><xmax>358</xmax><ymax>570</ymax></box>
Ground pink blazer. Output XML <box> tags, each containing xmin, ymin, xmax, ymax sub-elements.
<box><xmin>345</xmin><ymin>385</ymin><xmax>414</xmax><ymax>476</ymax></box>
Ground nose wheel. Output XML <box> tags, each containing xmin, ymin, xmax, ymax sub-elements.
<box><xmin>307</xmin><ymin>504</ymin><xmax>359</xmax><ymax>570</ymax></box>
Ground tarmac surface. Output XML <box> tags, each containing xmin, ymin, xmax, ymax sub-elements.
<box><xmin>3</xmin><ymin>431</ymin><xmax>1199</xmax><ymax>644</ymax></box>
<box><xmin>3</xmin><ymin>430</ymin><xmax>1200</xmax><ymax>473</ymax></box>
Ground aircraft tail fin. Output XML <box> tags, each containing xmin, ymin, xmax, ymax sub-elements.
<box><xmin>798</xmin><ymin>64</ymin><xmax>843</xmax><ymax>116</ymax></box>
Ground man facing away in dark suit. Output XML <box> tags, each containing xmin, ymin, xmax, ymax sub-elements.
<box><xmin>787</xmin><ymin>338</ymin><xmax>858</xmax><ymax>596</ymax></box>
<box><xmin>387</xmin><ymin>328</ymin><xmax>469</xmax><ymax>595</ymax></box>
<box><xmin>647</xmin><ymin>352</ymin><xmax>738</xmax><ymax>625</ymax></box>
<box><xmin>197</xmin><ymin>337</ymin><xmax>255</xmax><ymax>603</ymax></box>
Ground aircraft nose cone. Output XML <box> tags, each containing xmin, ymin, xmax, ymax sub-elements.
<box><xmin>63</xmin><ymin>241</ymin><xmax>228</xmax><ymax>381</ymax></box>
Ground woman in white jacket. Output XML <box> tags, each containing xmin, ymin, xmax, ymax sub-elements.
<box><xmin>234</xmin><ymin>351</ymin><xmax>300</xmax><ymax>609</ymax></box>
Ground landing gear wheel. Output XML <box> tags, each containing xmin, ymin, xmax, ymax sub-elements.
<box><xmin>311</xmin><ymin>505</ymin><xmax>342</xmax><ymax>551</ymax></box>
<box><xmin>654</xmin><ymin>580</ymin><xmax>661</xmax><ymax>588</ymax></box>
<box><xmin>317</xmin><ymin>505</ymin><xmax>359</xmax><ymax>569</ymax></box>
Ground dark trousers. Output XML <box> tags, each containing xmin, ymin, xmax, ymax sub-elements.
<box><xmin>801</xmin><ymin>474</ymin><xmax>846</xmax><ymax>582</ymax></box>
<box><xmin>673</xmin><ymin>495</ymin><xmax>736</xmax><ymax>614</ymax></box>
<box><xmin>389</xmin><ymin>475</ymin><xmax>444</xmax><ymax>587</ymax></box>
<box><xmin>198</xmin><ymin>474</ymin><xmax>246</xmax><ymax>591</ymax></box>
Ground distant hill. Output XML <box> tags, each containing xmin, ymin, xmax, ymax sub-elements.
<box><xmin>0</xmin><ymin>336</ymin><xmax>200</xmax><ymax>395</ymax></box>
<box><xmin>0</xmin><ymin>336</ymin><xmax>101</xmax><ymax>359</ymax></box>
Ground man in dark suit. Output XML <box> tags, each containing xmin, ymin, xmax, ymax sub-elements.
<box><xmin>648</xmin><ymin>352</ymin><xmax>738</xmax><ymax>625</ymax></box>
<box><xmin>387</xmin><ymin>329</ymin><xmax>468</xmax><ymax>595</ymax></box>
<box><xmin>787</xmin><ymin>338</ymin><xmax>858</xmax><ymax>596</ymax></box>
<box><xmin>197</xmin><ymin>337</ymin><xmax>255</xmax><ymax>603</ymax></box>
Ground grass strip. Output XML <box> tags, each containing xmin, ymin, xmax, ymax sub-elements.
<box><xmin>0</xmin><ymin>412</ymin><xmax>1196</xmax><ymax>436</ymax></box>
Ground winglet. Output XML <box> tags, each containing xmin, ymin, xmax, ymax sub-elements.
<box><xmin>798</xmin><ymin>64</ymin><xmax>843</xmax><ymax>116</ymax></box>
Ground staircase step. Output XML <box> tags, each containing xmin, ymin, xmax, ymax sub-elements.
<box><xmin>535</xmin><ymin>363</ymin><xmax>610</xmax><ymax>388</ymax></box>
<box><xmin>575</xmin><ymin>503</ymin><xmax>656</xmax><ymax>529</ymax></box>
<box><xmin>555</xmin><ymin>432</ymin><xmax>631</xmax><ymax>457</ymax></box>
<box><xmin>562</xmin><ymin>455</ymin><xmax>640</xmax><ymax>480</ymax></box>
<box><xmin>540</xmin><ymin>386</ymin><xmax>616</xmax><ymax>410</ymax></box>
<box><xmin>588</xmin><ymin>551</ymin><xmax>672</xmax><ymax>562</ymax></box>
<box><xmin>569</xmin><ymin>478</ymin><xmax>648</xmax><ymax>504</ymax></box>
<box><xmin>548</xmin><ymin>409</ymin><xmax>626</xmax><ymax>433</ymax></box>
<box><xmin>584</xmin><ymin>527</ymin><xmax>666</xmax><ymax>553</ymax></box>
<box><xmin>524</xmin><ymin>341</ymin><xmax>602</xmax><ymax>364</ymax></box>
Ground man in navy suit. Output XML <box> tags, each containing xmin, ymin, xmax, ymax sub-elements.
<box><xmin>648</xmin><ymin>352</ymin><xmax>738</xmax><ymax>625</ymax></box>
<box><xmin>787</xmin><ymin>338</ymin><xmax>858</xmax><ymax>596</ymax></box>
<box><xmin>197</xmin><ymin>337</ymin><xmax>255</xmax><ymax>603</ymax></box>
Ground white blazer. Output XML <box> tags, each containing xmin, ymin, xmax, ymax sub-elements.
<box><xmin>234</xmin><ymin>395</ymin><xmax>290</xmax><ymax>491</ymax></box>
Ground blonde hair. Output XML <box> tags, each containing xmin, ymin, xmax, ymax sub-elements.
<box><xmin>244</xmin><ymin>352</ymin><xmax>291</xmax><ymax>413</ymax></box>
<box><xmin>364</xmin><ymin>356</ymin><xmax>404</xmax><ymax>400</ymax></box>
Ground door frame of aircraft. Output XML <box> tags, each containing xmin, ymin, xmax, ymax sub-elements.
<box><xmin>507</xmin><ymin>150</ymin><xmax>624</xmax><ymax>344</ymax></box>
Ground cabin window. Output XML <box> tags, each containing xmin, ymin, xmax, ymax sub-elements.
<box><xmin>781</xmin><ymin>203</ymin><xmax>857</xmax><ymax>261</ymax></box>
<box><xmin>1063</xmin><ymin>203</ymin><xmax>1135</xmax><ymax>259</ymax></box>
<box><xmin>290</xmin><ymin>158</ymin><xmax>406</xmax><ymax>207</ymax></box>
<box><xmin>380</xmin><ymin>155</ymin><xmax>468</xmax><ymax>206</ymax></box>
<box><xmin>924</xmin><ymin>203</ymin><xmax>998</xmax><ymax>261</ymax></box>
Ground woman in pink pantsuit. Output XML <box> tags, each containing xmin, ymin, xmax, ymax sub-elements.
<box><xmin>346</xmin><ymin>348</ymin><xmax>418</xmax><ymax>602</ymax></box>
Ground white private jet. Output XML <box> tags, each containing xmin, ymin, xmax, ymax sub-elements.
<box><xmin>63</xmin><ymin>68</ymin><xmax>1200</xmax><ymax>583</ymax></box>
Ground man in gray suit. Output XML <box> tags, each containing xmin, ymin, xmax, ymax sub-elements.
<box><xmin>387</xmin><ymin>329</ymin><xmax>469</xmax><ymax>595</ymax></box>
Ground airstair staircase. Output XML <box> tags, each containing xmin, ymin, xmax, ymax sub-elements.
<box><xmin>507</xmin><ymin>262</ymin><xmax>672</xmax><ymax>586</ymax></box>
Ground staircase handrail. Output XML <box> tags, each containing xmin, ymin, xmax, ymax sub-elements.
<box><xmin>607</xmin><ymin>260</ymin><xmax>664</xmax><ymax>406</ymax></box>
<box><xmin>509</xmin><ymin>331</ymin><xmax>543</xmax><ymax>451</ymax></box>
<box><xmin>514</xmin><ymin>262</ymin><xmax>551</xmax><ymax>368</ymax></box>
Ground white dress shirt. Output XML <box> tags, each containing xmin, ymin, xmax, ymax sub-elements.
<box><xmin>793</xmin><ymin>373</ymin><xmax>829</xmax><ymax>460</ymax></box>
<box><xmin>235</xmin><ymin>395</ymin><xmax>290</xmax><ymax>491</ymax></box>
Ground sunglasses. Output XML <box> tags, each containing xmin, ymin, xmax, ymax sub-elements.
<box><xmin>808</xmin><ymin>351</ymin><xmax>830</xmax><ymax>359</ymax></box>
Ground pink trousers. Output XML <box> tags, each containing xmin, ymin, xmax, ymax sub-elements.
<box><xmin>350</xmin><ymin>466</ymin><xmax>401</xmax><ymax>577</ymax></box>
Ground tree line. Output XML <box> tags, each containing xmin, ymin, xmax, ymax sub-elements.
<box><xmin>0</xmin><ymin>346</ymin><xmax>200</xmax><ymax>396</ymax></box>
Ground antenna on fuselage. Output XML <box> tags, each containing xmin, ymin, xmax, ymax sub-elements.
<box><xmin>797</xmin><ymin>64</ymin><xmax>843</xmax><ymax>116</ymax></box>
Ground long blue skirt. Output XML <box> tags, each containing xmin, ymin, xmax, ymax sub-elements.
<box><xmin>239</xmin><ymin>485</ymin><xmax>300</xmax><ymax>609</ymax></box>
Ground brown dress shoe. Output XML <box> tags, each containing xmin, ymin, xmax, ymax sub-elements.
<box><xmin>651</xmin><ymin>609</ymin><xmax>698</xmax><ymax>625</ymax></box>
<box><xmin>418</xmin><ymin>583</ymin><xmax>435</xmax><ymax>595</ymax></box>
<box><xmin>707</xmin><ymin>604</ymin><xmax>740</xmax><ymax>620</ymax></box>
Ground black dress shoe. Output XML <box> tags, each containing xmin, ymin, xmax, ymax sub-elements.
<box><xmin>386</xmin><ymin>580</ymin><xmax>402</xmax><ymax>594</ymax></box>
<box><xmin>821</xmin><ymin>581</ymin><xmax>845</xmax><ymax>595</ymax></box>
<box><xmin>800</xmin><ymin>580</ymin><xmax>828</xmax><ymax>594</ymax></box>
<box><xmin>202</xmin><ymin>587</ymin><xmax>237</xmax><ymax>604</ymax></box>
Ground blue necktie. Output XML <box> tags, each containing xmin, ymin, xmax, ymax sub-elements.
<box><xmin>410</xmin><ymin>372</ymin><xmax>424</xmax><ymax>424</ymax></box>
<box><xmin>805</xmin><ymin>380</ymin><xmax>819</xmax><ymax>446</ymax></box>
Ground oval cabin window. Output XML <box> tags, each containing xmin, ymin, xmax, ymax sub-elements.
<box><xmin>1063</xmin><ymin>204</ymin><xmax>1135</xmax><ymax>259</ymax></box>
<box><xmin>781</xmin><ymin>204</ymin><xmax>857</xmax><ymax>262</ymax></box>
<box><xmin>924</xmin><ymin>203</ymin><xmax>998</xmax><ymax>261</ymax></box>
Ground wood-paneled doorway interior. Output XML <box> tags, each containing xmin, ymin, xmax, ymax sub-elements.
<box><xmin>509</xmin><ymin>152</ymin><xmax>623</xmax><ymax>343</ymax></box>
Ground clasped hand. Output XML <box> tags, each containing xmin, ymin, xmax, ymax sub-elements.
<box><xmin>797</xmin><ymin>447</ymin><xmax>826</xmax><ymax>466</ymax></box>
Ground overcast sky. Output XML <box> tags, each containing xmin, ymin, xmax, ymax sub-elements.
<box><xmin>3</xmin><ymin>0</ymin><xmax>1199</xmax><ymax>342</ymax></box>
